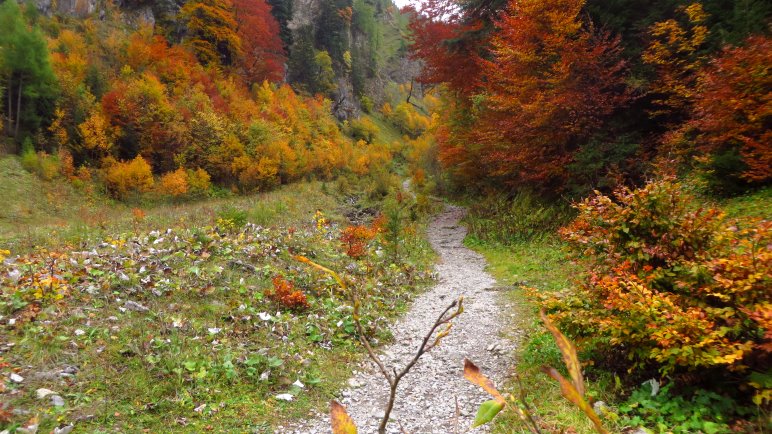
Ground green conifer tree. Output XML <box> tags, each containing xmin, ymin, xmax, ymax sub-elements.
<box><xmin>0</xmin><ymin>0</ymin><xmax>57</xmax><ymax>139</ymax></box>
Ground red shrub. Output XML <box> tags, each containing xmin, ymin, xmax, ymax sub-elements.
<box><xmin>267</xmin><ymin>276</ymin><xmax>308</xmax><ymax>310</ymax></box>
<box><xmin>340</xmin><ymin>225</ymin><xmax>377</xmax><ymax>259</ymax></box>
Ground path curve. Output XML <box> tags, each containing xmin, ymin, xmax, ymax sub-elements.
<box><xmin>283</xmin><ymin>205</ymin><xmax>514</xmax><ymax>433</ymax></box>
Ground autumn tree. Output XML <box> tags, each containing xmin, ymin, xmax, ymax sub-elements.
<box><xmin>0</xmin><ymin>0</ymin><xmax>57</xmax><ymax>139</ymax></box>
<box><xmin>407</xmin><ymin>0</ymin><xmax>486</xmax><ymax>97</ymax></box>
<box><xmin>666</xmin><ymin>35</ymin><xmax>772</xmax><ymax>194</ymax></box>
<box><xmin>232</xmin><ymin>0</ymin><xmax>286</xmax><ymax>84</ymax></box>
<box><xmin>642</xmin><ymin>3</ymin><xmax>709</xmax><ymax>120</ymax></box>
<box><xmin>181</xmin><ymin>0</ymin><xmax>242</xmax><ymax>66</ymax></box>
<box><xmin>78</xmin><ymin>106</ymin><xmax>117</xmax><ymax>157</ymax></box>
<box><xmin>445</xmin><ymin>0</ymin><xmax>630</xmax><ymax>192</ymax></box>
<box><xmin>313</xmin><ymin>50</ymin><xmax>337</xmax><ymax>95</ymax></box>
<box><xmin>102</xmin><ymin>72</ymin><xmax>184</xmax><ymax>170</ymax></box>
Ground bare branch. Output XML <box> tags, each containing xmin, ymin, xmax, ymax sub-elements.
<box><xmin>375</xmin><ymin>297</ymin><xmax>463</xmax><ymax>434</ymax></box>
<box><xmin>294</xmin><ymin>255</ymin><xmax>463</xmax><ymax>434</ymax></box>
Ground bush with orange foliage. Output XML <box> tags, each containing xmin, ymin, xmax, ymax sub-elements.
<box><xmin>131</xmin><ymin>207</ymin><xmax>146</xmax><ymax>221</ymax></box>
<box><xmin>159</xmin><ymin>168</ymin><xmax>189</xmax><ymax>197</ymax></box>
<box><xmin>540</xmin><ymin>179</ymin><xmax>771</xmax><ymax>402</ymax></box>
<box><xmin>266</xmin><ymin>276</ymin><xmax>309</xmax><ymax>310</ymax></box>
<box><xmin>340</xmin><ymin>216</ymin><xmax>386</xmax><ymax>259</ymax></box>
<box><xmin>102</xmin><ymin>156</ymin><xmax>155</xmax><ymax>199</ymax></box>
<box><xmin>57</xmin><ymin>148</ymin><xmax>75</xmax><ymax>179</ymax></box>
<box><xmin>235</xmin><ymin>156</ymin><xmax>279</xmax><ymax>192</ymax></box>
<box><xmin>340</xmin><ymin>225</ymin><xmax>378</xmax><ymax>259</ymax></box>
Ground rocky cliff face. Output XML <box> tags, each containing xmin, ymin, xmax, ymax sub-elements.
<box><xmin>28</xmin><ymin>0</ymin><xmax>179</xmax><ymax>25</ymax></box>
<box><xmin>32</xmin><ymin>0</ymin><xmax>99</xmax><ymax>17</ymax></box>
<box><xmin>285</xmin><ymin>0</ymin><xmax>411</xmax><ymax>119</ymax></box>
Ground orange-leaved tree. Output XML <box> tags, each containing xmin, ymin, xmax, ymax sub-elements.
<box><xmin>674</xmin><ymin>35</ymin><xmax>771</xmax><ymax>186</ymax></box>
<box><xmin>462</xmin><ymin>0</ymin><xmax>630</xmax><ymax>191</ymax></box>
<box><xmin>181</xmin><ymin>0</ymin><xmax>242</xmax><ymax>67</ymax></box>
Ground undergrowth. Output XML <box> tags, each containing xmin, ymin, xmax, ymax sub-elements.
<box><xmin>0</xmin><ymin>175</ymin><xmax>437</xmax><ymax>432</ymax></box>
<box><xmin>465</xmin><ymin>192</ymin><xmax>573</xmax><ymax>245</ymax></box>
<box><xmin>464</xmin><ymin>182</ymin><xmax>770</xmax><ymax>433</ymax></box>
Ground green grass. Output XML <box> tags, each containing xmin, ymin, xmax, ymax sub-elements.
<box><xmin>366</xmin><ymin>112</ymin><xmax>406</xmax><ymax>147</ymax></box>
<box><xmin>2</xmin><ymin>225</ymin><xmax>435</xmax><ymax>433</ymax></box>
<box><xmin>719</xmin><ymin>186</ymin><xmax>771</xmax><ymax>220</ymax></box>
<box><xmin>0</xmin><ymin>156</ymin><xmax>344</xmax><ymax>253</ymax></box>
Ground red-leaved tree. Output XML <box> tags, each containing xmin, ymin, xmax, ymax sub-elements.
<box><xmin>686</xmin><ymin>35</ymin><xmax>771</xmax><ymax>184</ymax></box>
<box><xmin>232</xmin><ymin>0</ymin><xmax>286</xmax><ymax>85</ymax></box>
<box><xmin>406</xmin><ymin>0</ymin><xmax>486</xmax><ymax>96</ymax></box>
<box><xmin>460</xmin><ymin>0</ymin><xmax>630</xmax><ymax>190</ymax></box>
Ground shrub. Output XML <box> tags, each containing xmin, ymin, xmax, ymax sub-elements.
<box><xmin>58</xmin><ymin>148</ymin><xmax>75</xmax><ymax>179</ymax></box>
<box><xmin>381</xmin><ymin>190</ymin><xmax>415</xmax><ymax>260</ymax></box>
<box><xmin>619</xmin><ymin>382</ymin><xmax>753</xmax><ymax>433</ymax></box>
<box><xmin>340</xmin><ymin>224</ymin><xmax>377</xmax><ymax>259</ymax></box>
<box><xmin>699</xmin><ymin>148</ymin><xmax>749</xmax><ymax>197</ymax></box>
<box><xmin>349</xmin><ymin>117</ymin><xmax>379</xmax><ymax>144</ymax></box>
<box><xmin>186</xmin><ymin>167</ymin><xmax>211</xmax><ymax>196</ymax></box>
<box><xmin>543</xmin><ymin>179</ymin><xmax>771</xmax><ymax>402</ymax></box>
<box><xmin>20</xmin><ymin>140</ymin><xmax>39</xmax><ymax>173</ymax></box>
<box><xmin>20</xmin><ymin>140</ymin><xmax>63</xmax><ymax>181</ymax></box>
<box><xmin>215</xmin><ymin>206</ymin><xmax>248</xmax><ymax>230</ymax></box>
<box><xmin>103</xmin><ymin>155</ymin><xmax>155</xmax><ymax>199</ymax></box>
<box><xmin>236</xmin><ymin>157</ymin><xmax>279</xmax><ymax>192</ymax></box>
<box><xmin>159</xmin><ymin>168</ymin><xmax>189</xmax><ymax>197</ymax></box>
<box><xmin>76</xmin><ymin>166</ymin><xmax>92</xmax><ymax>181</ymax></box>
<box><xmin>266</xmin><ymin>276</ymin><xmax>308</xmax><ymax>310</ymax></box>
<box><xmin>360</xmin><ymin>95</ymin><xmax>374</xmax><ymax>113</ymax></box>
<box><xmin>37</xmin><ymin>153</ymin><xmax>61</xmax><ymax>181</ymax></box>
<box><xmin>387</xmin><ymin>102</ymin><xmax>430</xmax><ymax>138</ymax></box>
<box><xmin>380</xmin><ymin>102</ymin><xmax>392</xmax><ymax>117</ymax></box>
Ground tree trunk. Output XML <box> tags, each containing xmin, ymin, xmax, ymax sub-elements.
<box><xmin>6</xmin><ymin>75</ymin><xmax>11</xmax><ymax>136</ymax></box>
<box><xmin>14</xmin><ymin>76</ymin><xmax>22</xmax><ymax>138</ymax></box>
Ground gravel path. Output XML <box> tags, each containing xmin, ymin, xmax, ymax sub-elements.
<box><xmin>282</xmin><ymin>205</ymin><xmax>515</xmax><ymax>433</ymax></box>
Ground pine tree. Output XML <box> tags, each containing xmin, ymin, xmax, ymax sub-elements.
<box><xmin>267</xmin><ymin>0</ymin><xmax>294</xmax><ymax>48</ymax></box>
<box><xmin>0</xmin><ymin>0</ymin><xmax>57</xmax><ymax>139</ymax></box>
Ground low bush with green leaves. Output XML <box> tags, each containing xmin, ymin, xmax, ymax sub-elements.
<box><xmin>618</xmin><ymin>382</ymin><xmax>755</xmax><ymax>433</ymax></box>
<box><xmin>465</xmin><ymin>192</ymin><xmax>573</xmax><ymax>244</ymax></box>
<box><xmin>20</xmin><ymin>140</ymin><xmax>62</xmax><ymax>181</ymax></box>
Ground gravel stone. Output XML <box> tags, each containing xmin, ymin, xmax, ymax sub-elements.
<box><xmin>50</xmin><ymin>395</ymin><xmax>65</xmax><ymax>407</ymax></box>
<box><xmin>36</xmin><ymin>388</ymin><xmax>56</xmax><ymax>400</ymax></box>
<box><xmin>280</xmin><ymin>205</ymin><xmax>515</xmax><ymax>433</ymax></box>
<box><xmin>124</xmin><ymin>301</ymin><xmax>149</xmax><ymax>313</ymax></box>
